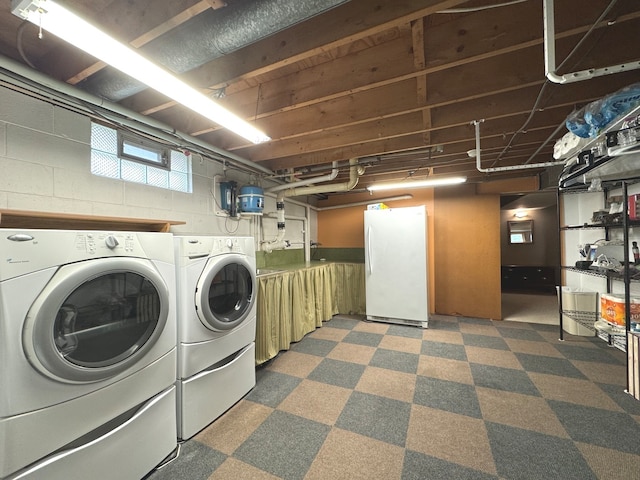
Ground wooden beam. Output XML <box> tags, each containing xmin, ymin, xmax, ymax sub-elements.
<box><xmin>411</xmin><ymin>18</ymin><xmax>431</xmax><ymax>146</ymax></box>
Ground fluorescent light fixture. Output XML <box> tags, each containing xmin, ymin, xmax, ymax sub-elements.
<box><xmin>366</xmin><ymin>176</ymin><xmax>467</xmax><ymax>192</ymax></box>
<box><xmin>12</xmin><ymin>0</ymin><xmax>270</xmax><ymax>144</ymax></box>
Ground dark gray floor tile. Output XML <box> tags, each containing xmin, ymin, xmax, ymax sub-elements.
<box><xmin>422</xmin><ymin>340</ymin><xmax>467</xmax><ymax>361</ymax></box>
<box><xmin>387</xmin><ymin>323</ymin><xmax>425</xmax><ymax>339</ymax></box>
<box><xmin>598</xmin><ymin>383</ymin><xmax>640</xmax><ymax>415</ymax></box>
<box><xmin>413</xmin><ymin>376</ymin><xmax>482</xmax><ymax>418</ymax></box>
<box><xmin>462</xmin><ymin>334</ymin><xmax>510</xmax><ymax>351</ymax></box>
<box><xmin>325</xmin><ymin>316</ymin><xmax>360</xmax><ymax>330</ymax></box>
<box><xmin>336</xmin><ymin>391</ymin><xmax>412</xmax><ymax>446</ymax></box>
<box><xmin>402</xmin><ymin>450</ymin><xmax>499</xmax><ymax>480</ymax></box>
<box><xmin>370</xmin><ymin>348</ymin><xmax>420</xmax><ymax>374</ymax></box>
<box><xmin>233</xmin><ymin>410</ymin><xmax>330</xmax><ymax>480</ymax></box>
<box><xmin>427</xmin><ymin>317</ymin><xmax>461</xmax><ymax>331</ymax></box>
<box><xmin>342</xmin><ymin>330</ymin><xmax>383</xmax><ymax>347</ymax></box>
<box><xmin>497</xmin><ymin>327</ymin><xmax>546</xmax><ymax>342</ymax></box>
<box><xmin>307</xmin><ymin>357</ymin><xmax>366</xmax><ymax>389</ymax></box>
<box><xmin>549</xmin><ymin>400</ymin><xmax>640</xmax><ymax>454</ymax></box>
<box><xmin>530</xmin><ymin>323</ymin><xmax>559</xmax><ymax>332</ymax></box>
<box><xmin>470</xmin><ymin>363</ymin><xmax>540</xmax><ymax>396</ymax></box>
<box><xmin>554</xmin><ymin>343</ymin><xmax>625</xmax><ymax>365</ymax></box>
<box><xmin>145</xmin><ymin>441</ymin><xmax>226</xmax><ymax>480</ymax></box>
<box><xmin>486</xmin><ymin>422</ymin><xmax>597</xmax><ymax>480</ymax></box>
<box><xmin>246</xmin><ymin>369</ymin><xmax>301</xmax><ymax>407</ymax></box>
<box><xmin>290</xmin><ymin>337</ymin><xmax>338</xmax><ymax>357</ymax></box>
<box><xmin>515</xmin><ymin>353</ymin><xmax>587</xmax><ymax>379</ymax></box>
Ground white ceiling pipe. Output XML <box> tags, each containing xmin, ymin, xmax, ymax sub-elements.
<box><xmin>266</xmin><ymin>161</ymin><xmax>339</xmax><ymax>193</ymax></box>
<box><xmin>281</xmin><ymin>158</ymin><xmax>362</xmax><ymax>197</ymax></box>
<box><xmin>543</xmin><ymin>0</ymin><xmax>640</xmax><ymax>84</ymax></box>
<box><xmin>472</xmin><ymin>120</ymin><xmax>564</xmax><ymax>173</ymax></box>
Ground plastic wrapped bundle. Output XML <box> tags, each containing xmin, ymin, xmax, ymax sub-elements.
<box><xmin>566</xmin><ymin>83</ymin><xmax>640</xmax><ymax>138</ymax></box>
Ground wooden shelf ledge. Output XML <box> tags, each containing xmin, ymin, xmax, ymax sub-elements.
<box><xmin>0</xmin><ymin>209</ymin><xmax>185</xmax><ymax>232</ymax></box>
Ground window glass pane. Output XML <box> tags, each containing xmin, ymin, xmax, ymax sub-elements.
<box><xmin>171</xmin><ymin>151</ymin><xmax>188</xmax><ymax>173</ymax></box>
<box><xmin>208</xmin><ymin>264</ymin><xmax>253</xmax><ymax>324</ymax></box>
<box><xmin>91</xmin><ymin>150</ymin><xmax>120</xmax><ymax>178</ymax></box>
<box><xmin>169</xmin><ymin>171</ymin><xmax>190</xmax><ymax>193</ymax></box>
<box><xmin>54</xmin><ymin>272</ymin><xmax>161</xmax><ymax>367</ymax></box>
<box><xmin>147</xmin><ymin>166</ymin><xmax>169</xmax><ymax>189</ymax></box>
<box><xmin>122</xmin><ymin>140</ymin><xmax>163</xmax><ymax>164</ymax></box>
<box><xmin>91</xmin><ymin>123</ymin><xmax>117</xmax><ymax>154</ymax></box>
<box><xmin>121</xmin><ymin>159</ymin><xmax>147</xmax><ymax>184</ymax></box>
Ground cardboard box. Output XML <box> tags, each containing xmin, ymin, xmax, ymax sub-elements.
<box><xmin>367</xmin><ymin>203</ymin><xmax>389</xmax><ymax>210</ymax></box>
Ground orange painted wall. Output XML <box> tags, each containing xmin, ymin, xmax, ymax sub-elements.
<box><xmin>317</xmin><ymin>184</ymin><xmax>503</xmax><ymax>320</ymax></box>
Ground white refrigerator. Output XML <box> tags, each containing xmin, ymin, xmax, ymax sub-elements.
<box><xmin>364</xmin><ymin>205</ymin><xmax>429</xmax><ymax>328</ymax></box>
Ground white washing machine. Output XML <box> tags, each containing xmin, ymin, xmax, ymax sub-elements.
<box><xmin>0</xmin><ymin>229</ymin><xmax>178</xmax><ymax>480</ymax></box>
<box><xmin>174</xmin><ymin>236</ymin><xmax>257</xmax><ymax>440</ymax></box>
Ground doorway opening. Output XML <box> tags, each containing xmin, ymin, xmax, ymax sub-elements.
<box><xmin>500</xmin><ymin>191</ymin><xmax>559</xmax><ymax>325</ymax></box>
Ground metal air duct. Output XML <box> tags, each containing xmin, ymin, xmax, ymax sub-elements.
<box><xmin>80</xmin><ymin>0</ymin><xmax>352</xmax><ymax>101</ymax></box>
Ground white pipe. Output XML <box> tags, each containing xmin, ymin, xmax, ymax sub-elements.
<box><xmin>472</xmin><ymin>120</ymin><xmax>564</xmax><ymax>173</ymax></box>
<box><xmin>281</xmin><ymin>158</ymin><xmax>361</xmax><ymax>197</ymax></box>
<box><xmin>543</xmin><ymin>0</ymin><xmax>640</xmax><ymax>84</ymax></box>
<box><xmin>261</xmin><ymin>192</ymin><xmax>287</xmax><ymax>252</ymax></box>
<box><xmin>286</xmin><ymin>214</ymin><xmax>310</xmax><ymax>262</ymax></box>
<box><xmin>266</xmin><ymin>161</ymin><xmax>339</xmax><ymax>192</ymax></box>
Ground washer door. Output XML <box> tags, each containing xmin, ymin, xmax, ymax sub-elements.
<box><xmin>23</xmin><ymin>257</ymin><xmax>169</xmax><ymax>384</ymax></box>
<box><xmin>195</xmin><ymin>254</ymin><xmax>256</xmax><ymax>331</ymax></box>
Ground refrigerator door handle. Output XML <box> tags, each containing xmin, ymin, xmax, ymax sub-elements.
<box><xmin>367</xmin><ymin>226</ymin><xmax>372</xmax><ymax>274</ymax></box>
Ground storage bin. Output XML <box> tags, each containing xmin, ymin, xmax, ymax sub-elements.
<box><xmin>558</xmin><ymin>287</ymin><xmax>597</xmax><ymax>336</ymax></box>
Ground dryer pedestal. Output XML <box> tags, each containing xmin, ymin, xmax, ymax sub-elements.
<box><xmin>178</xmin><ymin>343</ymin><xmax>255</xmax><ymax>440</ymax></box>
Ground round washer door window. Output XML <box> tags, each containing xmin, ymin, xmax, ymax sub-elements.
<box><xmin>23</xmin><ymin>257</ymin><xmax>169</xmax><ymax>383</ymax></box>
<box><xmin>195</xmin><ymin>255</ymin><xmax>255</xmax><ymax>331</ymax></box>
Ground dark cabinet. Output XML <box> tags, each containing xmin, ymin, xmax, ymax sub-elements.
<box><xmin>501</xmin><ymin>265</ymin><xmax>557</xmax><ymax>293</ymax></box>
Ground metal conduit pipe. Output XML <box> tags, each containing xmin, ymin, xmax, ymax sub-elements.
<box><xmin>472</xmin><ymin>120</ymin><xmax>564</xmax><ymax>173</ymax></box>
<box><xmin>0</xmin><ymin>54</ymin><xmax>274</xmax><ymax>176</ymax></box>
<box><xmin>543</xmin><ymin>0</ymin><xmax>640</xmax><ymax>84</ymax></box>
<box><xmin>81</xmin><ymin>0</ymin><xmax>352</xmax><ymax>100</ymax></box>
<box><xmin>266</xmin><ymin>161</ymin><xmax>339</xmax><ymax>193</ymax></box>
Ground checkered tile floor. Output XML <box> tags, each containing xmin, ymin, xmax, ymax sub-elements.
<box><xmin>147</xmin><ymin>315</ymin><xmax>640</xmax><ymax>480</ymax></box>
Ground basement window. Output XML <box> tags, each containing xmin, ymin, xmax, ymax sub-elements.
<box><xmin>90</xmin><ymin>123</ymin><xmax>192</xmax><ymax>193</ymax></box>
<box><xmin>118</xmin><ymin>132</ymin><xmax>170</xmax><ymax>169</ymax></box>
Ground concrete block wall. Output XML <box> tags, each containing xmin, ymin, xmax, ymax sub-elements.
<box><xmin>0</xmin><ymin>85</ymin><xmax>316</xmax><ymax>246</ymax></box>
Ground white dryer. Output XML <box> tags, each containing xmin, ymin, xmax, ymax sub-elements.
<box><xmin>0</xmin><ymin>229</ymin><xmax>177</xmax><ymax>480</ymax></box>
<box><xmin>174</xmin><ymin>236</ymin><xmax>257</xmax><ymax>440</ymax></box>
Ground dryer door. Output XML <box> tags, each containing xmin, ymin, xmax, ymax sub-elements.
<box><xmin>23</xmin><ymin>257</ymin><xmax>170</xmax><ymax>383</ymax></box>
<box><xmin>195</xmin><ymin>254</ymin><xmax>256</xmax><ymax>331</ymax></box>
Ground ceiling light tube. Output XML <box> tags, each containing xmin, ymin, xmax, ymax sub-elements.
<box><xmin>366</xmin><ymin>176</ymin><xmax>467</xmax><ymax>192</ymax></box>
<box><xmin>11</xmin><ymin>0</ymin><xmax>270</xmax><ymax>144</ymax></box>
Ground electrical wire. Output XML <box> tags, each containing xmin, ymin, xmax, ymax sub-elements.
<box><xmin>492</xmin><ymin>0</ymin><xmax>620</xmax><ymax>167</ymax></box>
<box><xmin>16</xmin><ymin>21</ymin><xmax>36</xmax><ymax>69</ymax></box>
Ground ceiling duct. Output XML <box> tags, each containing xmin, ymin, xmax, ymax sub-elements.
<box><xmin>79</xmin><ymin>0</ymin><xmax>352</xmax><ymax>101</ymax></box>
